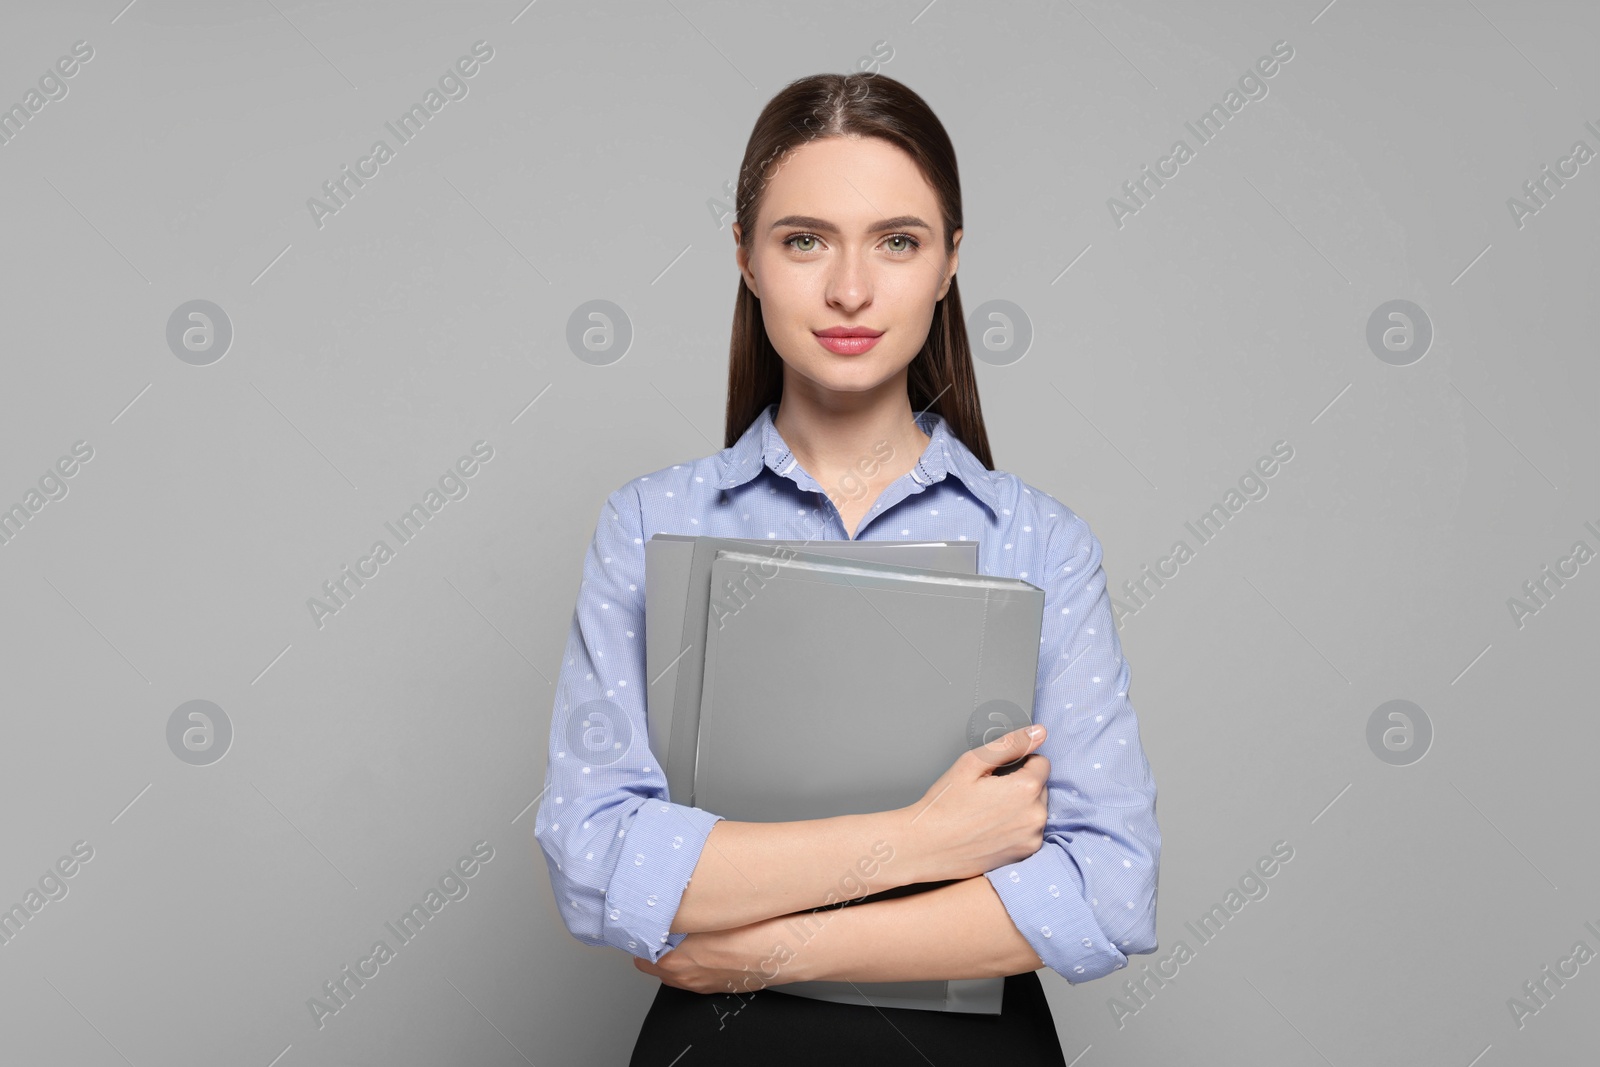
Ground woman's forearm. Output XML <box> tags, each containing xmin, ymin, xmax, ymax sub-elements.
<box><xmin>670</xmin><ymin>808</ymin><xmax>932</xmax><ymax>934</ymax></box>
<box><xmin>779</xmin><ymin>875</ymin><xmax>1044</xmax><ymax>984</ymax></box>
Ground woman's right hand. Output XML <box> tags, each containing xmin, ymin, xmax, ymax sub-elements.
<box><xmin>898</xmin><ymin>725</ymin><xmax>1051</xmax><ymax>883</ymax></box>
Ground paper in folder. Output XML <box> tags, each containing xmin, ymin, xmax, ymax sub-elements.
<box><xmin>643</xmin><ymin>534</ymin><xmax>1046</xmax><ymax>1014</ymax></box>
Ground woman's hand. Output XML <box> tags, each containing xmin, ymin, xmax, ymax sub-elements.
<box><xmin>898</xmin><ymin>724</ymin><xmax>1051</xmax><ymax>883</ymax></box>
<box><xmin>633</xmin><ymin>915</ymin><xmax>803</xmax><ymax>995</ymax></box>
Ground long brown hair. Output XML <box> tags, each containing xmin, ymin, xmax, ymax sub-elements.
<box><xmin>723</xmin><ymin>72</ymin><xmax>994</xmax><ymax>470</ymax></box>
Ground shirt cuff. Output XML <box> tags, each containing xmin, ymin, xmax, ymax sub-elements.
<box><xmin>985</xmin><ymin>844</ymin><xmax>1133</xmax><ymax>982</ymax></box>
<box><xmin>605</xmin><ymin>799</ymin><xmax>725</xmax><ymax>962</ymax></box>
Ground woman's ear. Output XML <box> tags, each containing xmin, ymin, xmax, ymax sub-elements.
<box><xmin>732</xmin><ymin>224</ymin><xmax>760</xmax><ymax>299</ymax></box>
<box><xmin>936</xmin><ymin>227</ymin><xmax>961</xmax><ymax>301</ymax></box>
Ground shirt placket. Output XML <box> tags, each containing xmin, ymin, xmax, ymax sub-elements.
<box><xmin>846</xmin><ymin>476</ymin><xmax>926</xmax><ymax>540</ymax></box>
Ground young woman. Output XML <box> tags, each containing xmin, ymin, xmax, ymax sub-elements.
<box><xmin>534</xmin><ymin>72</ymin><xmax>1160</xmax><ymax>1064</ymax></box>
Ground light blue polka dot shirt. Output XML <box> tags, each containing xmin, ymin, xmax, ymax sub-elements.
<box><xmin>533</xmin><ymin>401</ymin><xmax>1160</xmax><ymax>983</ymax></box>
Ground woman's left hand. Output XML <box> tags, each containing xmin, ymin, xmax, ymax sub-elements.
<box><xmin>633</xmin><ymin>917</ymin><xmax>804</xmax><ymax>994</ymax></box>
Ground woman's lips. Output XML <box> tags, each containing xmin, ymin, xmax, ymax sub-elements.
<box><xmin>814</xmin><ymin>333</ymin><xmax>881</xmax><ymax>355</ymax></box>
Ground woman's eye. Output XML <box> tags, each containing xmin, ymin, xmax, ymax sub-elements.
<box><xmin>783</xmin><ymin>233</ymin><xmax>920</xmax><ymax>254</ymax></box>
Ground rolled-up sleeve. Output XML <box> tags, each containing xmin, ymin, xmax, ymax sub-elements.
<box><xmin>533</xmin><ymin>483</ymin><xmax>725</xmax><ymax>963</ymax></box>
<box><xmin>983</xmin><ymin>508</ymin><xmax>1161</xmax><ymax>983</ymax></box>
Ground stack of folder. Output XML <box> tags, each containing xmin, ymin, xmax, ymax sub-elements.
<box><xmin>645</xmin><ymin>535</ymin><xmax>1046</xmax><ymax>1014</ymax></box>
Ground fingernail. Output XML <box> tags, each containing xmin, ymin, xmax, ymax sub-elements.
<box><xmin>1027</xmin><ymin>725</ymin><xmax>1043</xmax><ymax>739</ymax></box>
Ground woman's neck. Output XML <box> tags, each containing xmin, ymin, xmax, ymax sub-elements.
<box><xmin>772</xmin><ymin>391</ymin><xmax>931</xmax><ymax>492</ymax></box>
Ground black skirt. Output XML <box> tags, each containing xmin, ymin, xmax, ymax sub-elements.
<box><xmin>628</xmin><ymin>971</ymin><xmax>1069</xmax><ymax>1066</ymax></box>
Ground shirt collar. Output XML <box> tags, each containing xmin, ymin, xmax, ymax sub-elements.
<box><xmin>713</xmin><ymin>401</ymin><xmax>1001</xmax><ymax>519</ymax></box>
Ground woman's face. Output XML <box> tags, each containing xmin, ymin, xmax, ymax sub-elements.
<box><xmin>733</xmin><ymin>134</ymin><xmax>961</xmax><ymax>402</ymax></box>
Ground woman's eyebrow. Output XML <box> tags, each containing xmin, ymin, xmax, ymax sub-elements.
<box><xmin>768</xmin><ymin>214</ymin><xmax>932</xmax><ymax>234</ymax></box>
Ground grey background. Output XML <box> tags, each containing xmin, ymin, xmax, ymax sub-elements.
<box><xmin>1</xmin><ymin>0</ymin><xmax>1595</xmax><ymax>1064</ymax></box>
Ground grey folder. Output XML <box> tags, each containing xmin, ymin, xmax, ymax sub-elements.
<box><xmin>644</xmin><ymin>535</ymin><xmax>1045</xmax><ymax>1014</ymax></box>
<box><xmin>696</xmin><ymin>551</ymin><xmax>1045</xmax><ymax>822</ymax></box>
<box><xmin>644</xmin><ymin>534</ymin><xmax>978</xmax><ymax>780</ymax></box>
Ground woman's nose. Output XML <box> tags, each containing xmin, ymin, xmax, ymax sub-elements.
<box><xmin>825</xmin><ymin>253</ymin><xmax>872</xmax><ymax>306</ymax></box>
